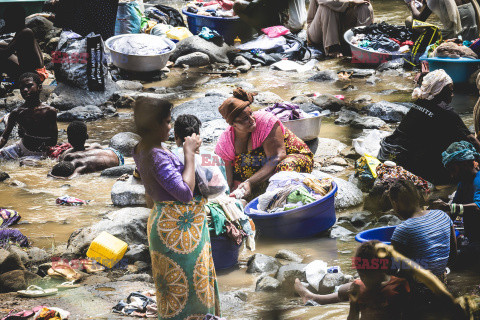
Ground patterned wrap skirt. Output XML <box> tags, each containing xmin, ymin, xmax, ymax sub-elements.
<box><xmin>233</xmin><ymin>128</ymin><xmax>314</xmax><ymax>182</ymax></box>
<box><xmin>148</xmin><ymin>197</ymin><xmax>221</xmax><ymax>320</ymax></box>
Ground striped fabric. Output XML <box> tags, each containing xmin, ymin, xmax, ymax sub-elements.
<box><xmin>391</xmin><ymin>210</ymin><xmax>452</xmax><ymax>276</ymax></box>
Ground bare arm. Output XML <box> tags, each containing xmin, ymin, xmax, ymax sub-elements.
<box><xmin>225</xmin><ymin>160</ymin><xmax>234</xmax><ymax>191</ymax></box>
<box><xmin>45</xmin><ymin>107</ymin><xmax>58</xmax><ymax>146</ymax></box>
<box><xmin>466</xmin><ymin>134</ymin><xmax>480</xmax><ymax>153</ymax></box>
<box><xmin>237</xmin><ymin>123</ymin><xmax>286</xmax><ymax>196</ymax></box>
<box><xmin>448</xmin><ymin>224</ymin><xmax>457</xmax><ymax>266</ymax></box>
<box><xmin>408</xmin><ymin>0</ymin><xmax>431</xmax><ymax>21</ymax></box>
<box><xmin>182</xmin><ymin>134</ymin><xmax>201</xmax><ymax>194</ymax></box>
<box><xmin>347</xmin><ymin>301</ymin><xmax>360</xmax><ymax>320</ymax></box>
<box><xmin>0</xmin><ymin>110</ymin><xmax>19</xmax><ymax>148</ymax></box>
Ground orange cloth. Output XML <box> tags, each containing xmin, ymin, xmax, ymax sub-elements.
<box><xmin>36</xmin><ymin>67</ymin><xmax>49</xmax><ymax>83</ymax></box>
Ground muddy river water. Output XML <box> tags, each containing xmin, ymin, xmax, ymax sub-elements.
<box><xmin>1</xmin><ymin>0</ymin><xmax>479</xmax><ymax>318</ymax></box>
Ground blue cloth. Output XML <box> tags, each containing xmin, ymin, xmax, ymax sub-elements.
<box><xmin>453</xmin><ymin>170</ymin><xmax>480</xmax><ymax>242</ymax></box>
<box><xmin>442</xmin><ymin>141</ymin><xmax>480</xmax><ymax>167</ymax></box>
<box><xmin>105</xmin><ymin>147</ymin><xmax>125</xmax><ymax>165</ymax></box>
<box><xmin>391</xmin><ymin>210</ymin><xmax>452</xmax><ymax>277</ymax></box>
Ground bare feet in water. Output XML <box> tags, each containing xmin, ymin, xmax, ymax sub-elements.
<box><xmin>294</xmin><ymin>278</ymin><xmax>316</xmax><ymax>304</ymax></box>
<box><xmin>328</xmin><ymin>52</ymin><xmax>343</xmax><ymax>58</ymax></box>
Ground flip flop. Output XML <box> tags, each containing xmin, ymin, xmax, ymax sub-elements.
<box><xmin>56</xmin><ymin>281</ymin><xmax>81</xmax><ymax>290</ymax></box>
<box><xmin>82</xmin><ymin>259</ymin><xmax>105</xmax><ymax>273</ymax></box>
<box><xmin>47</xmin><ymin>264</ymin><xmax>82</xmax><ymax>282</ymax></box>
<box><xmin>17</xmin><ymin>285</ymin><xmax>57</xmax><ymax>298</ymax></box>
<box><xmin>1</xmin><ymin>309</ymin><xmax>35</xmax><ymax>320</ymax></box>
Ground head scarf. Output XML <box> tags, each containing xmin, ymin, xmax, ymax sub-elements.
<box><xmin>218</xmin><ymin>88</ymin><xmax>257</xmax><ymax>125</ymax></box>
<box><xmin>426</xmin><ymin>0</ymin><xmax>462</xmax><ymax>36</ymax></box>
<box><xmin>442</xmin><ymin>141</ymin><xmax>480</xmax><ymax>167</ymax></box>
<box><xmin>412</xmin><ymin>69</ymin><xmax>453</xmax><ymax>101</ymax></box>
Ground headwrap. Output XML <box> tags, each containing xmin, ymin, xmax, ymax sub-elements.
<box><xmin>442</xmin><ymin>141</ymin><xmax>480</xmax><ymax>167</ymax></box>
<box><xmin>218</xmin><ymin>88</ymin><xmax>257</xmax><ymax>125</ymax></box>
<box><xmin>427</xmin><ymin>0</ymin><xmax>462</xmax><ymax>36</ymax></box>
<box><xmin>412</xmin><ymin>69</ymin><xmax>453</xmax><ymax>101</ymax></box>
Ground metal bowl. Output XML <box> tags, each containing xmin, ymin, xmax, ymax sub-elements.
<box><xmin>282</xmin><ymin>116</ymin><xmax>322</xmax><ymax>141</ymax></box>
<box><xmin>105</xmin><ymin>34</ymin><xmax>176</xmax><ymax>72</ymax></box>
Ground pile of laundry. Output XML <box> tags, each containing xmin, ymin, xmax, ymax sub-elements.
<box><xmin>0</xmin><ymin>228</ymin><xmax>29</xmax><ymax>247</ymax></box>
<box><xmin>2</xmin><ymin>306</ymin><xmax>70</xmax><ymax>320</ymax></box>
<box><xmin>427</xmin><ymin>39</ymin><xmax>479</xmax><ymax>59</ymax></box>
<box><xmin>0</xmin><ymin>208</ymin><xmax>21</xmax><ymax>228</ymax></box>
<box><xmin>111</xmin><ymin>34</ymin><xmax>172</xmax><ymax>55</ymax></box>
<box><xmin>113</xmin><ymin>291</ymin><xmax>157</xmax><ymax>318</ymax></box>
<box><xmin>233</xmin><ymin>32</ymin><xmax>307</xmax><ymax>65</ymax></box>
<box><xmin>56</xmin><ymin>196</ymin><xmax>89</xmax><ymax>206</ymax></box>
<box><xmin>185</xmin><ymin>0</ymin><xmax>235</xmax><ymax>17</ymax></box>
<box><xmin>206</xmin><ymin>194</ymin><xmax>256</xmax><ymax>250</ymax></box>
<box><xmin>351</xmin><ymin>22</ymin><xmax>413</xmax><ymax>54</ymax></box>
<box><xmin>249</xmin><ymin>172</ymin><xmax>333</xmax><ymax>214</ymax></box>
<box><xmin>263</xmin><ymin>103</ymin><xmax>320</xmax><ymax>121</ymax></box>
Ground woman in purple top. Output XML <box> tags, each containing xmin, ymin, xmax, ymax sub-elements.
<box><xmin>132</xmin><ymin>97</ymin><xmax>221</xmax><ymax>320</ymax></box>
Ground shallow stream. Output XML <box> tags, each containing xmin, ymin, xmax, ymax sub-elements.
<box><xmin>1</xmin><ymin>0</ymin><xmax>479</xmax><ymax>318</ymax></box>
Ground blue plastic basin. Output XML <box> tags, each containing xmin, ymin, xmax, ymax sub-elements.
<box><xmin>356</xmin><ymin>225</ymin><xmax>460</xmax><ymax>245</ymax></box>
<box><xmin>182</xmin><ymin>8</ymin><xmax>255</xmax><ymax>45</ymax></box>
<box><xmin>210</xmin><ymin>234</ymin><xmax>242</xmax><ymax>270</ymax></box>
<box><xmin>420</xmin><ymin>45</ymin><xmax>480</xmax><ymax>83</ymax></box>
<box><xmin>244</xmin><ymin>182</ymin><xmax>337</xmax><ymax>239</ymax></box>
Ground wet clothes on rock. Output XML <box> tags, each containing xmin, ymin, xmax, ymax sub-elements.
<box><xmin>47</xmin><ymin>143</ymin><xmax>73</xmax><ymax>159</ymax></box>
<box><xmin>377</xmin><ymin>100</ymin><xmax>471</xmax><ymax>184</ymax></box>
<box><xmin>391</xmin><ymin>210</ymin><xmax>452</xmax><ymax>277</ymax></box>
<box><xmin>306</xmin><ymin>0</ymin><xmax>374</xmax><ymax>53</ymax></box>
<box><xmin>0</xmin><ymin>208</ymin><xmax>20</xmax><ymax>228</ymax></box>
<box><xmin>134</xmin><ymin>148</ymin><xmax>221</xmax><ymax>319</ymax></box>
<box><xmin>349</xmin><ymin>277</ymin><xmax>410</xmax><ymax>320</ymax></box>
<box><xmin>112</xmin><ymin>291</ymin><xmax>158</xmax><ymax>317</ymax></box>
<box><xmin>0</xmin><ymin>228</ymin><xmax>29</xmax><ymax>247</ymax></box>
<box><xmin>453</xmin><ymin>170</ymin><xmax>480</xmax><ymax>243</ymax></box>
<box><xmin>55</xmin><ymin>0</ymin><xmax>119</xmax><ymax>40</ymax></box>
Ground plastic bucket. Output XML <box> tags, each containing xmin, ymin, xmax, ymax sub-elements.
<box><xmin>244</xmin><ymin>182</ymin><xmax>337</xmax><ymax>239</ymax></box>
<box><xmin>210</xmin><ymin>235</ymin><xmax>242</xmax><ymax>270</ymax></box>
<box><xmin>355</xmin><ymin>225</ymin><xmax>460</xmax><ymax>245</ymax></box>
<box><xmin>182</xmin><ymin>8</ymin><xmax>255</xmax><ymax>45</ymax></box>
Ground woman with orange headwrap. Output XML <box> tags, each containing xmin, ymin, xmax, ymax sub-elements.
<box><xmin>215</xmin><ymin>88</ymin><xmax>314</xmax><ymax>199</ymax></box>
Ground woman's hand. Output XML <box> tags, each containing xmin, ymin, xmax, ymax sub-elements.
<box><xmin>428</xmin><ymin>199</ymin><xmax>451</xmax><ymax>214</ymax></box>
<box><xmin>184</xmin><ymin>133</ymin><xmax>202</xmax><ymax>155</ymax></box>
<box><xmin>230</xmin><ymin>180</ymin><xmax>251</xmax><ymax>199</ymax></box>
<box><xmin>350</xmin><ymin>0</ymin><xmax>369</xmax><ymax>5</ymax></box>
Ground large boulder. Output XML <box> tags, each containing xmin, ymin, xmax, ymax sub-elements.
<box><xmin>350</xmin><ymin>116</ymin><xmax>387</xmax><ymax>129</ymax></box>
<box><xmin>317</xmin><ymin>272</ymin><xmax>349</xmax><ymax>294</ymax></box>
<box><xmin>312</xmin><ymin>171</ymin><xmax>364</xmax><ymax>209</ymax></box>
<box><xmin>364</xmin><ymin>101</ymin><xmax>410</xmax><ymax>123</ymax></box>
<box><xmin>170</xmin><ymin>36</ymin><xmax>233</xmax><ymax>64</ymax></box>
<box><xmin>175</xmin><ymin>52</ymin><xmax>210</xmax><ymax>67</ymax></box>
<box><xmin>49</xmin><ymin>80</ymin><xmax>119</xmax><ymax>111</ymax></box>
<box><xmin>115</xmin><ymin>80</ymin><xmax>143</xmax><ymax>92</ymax></box>
<box><xmin>67</xmin><ymin>207</ymin><xmax>151</xmax><ymax>255</ymax></box>
<box><xmin>246</xmin><ymin>253</ymin><xmax>281</xmax><ymax>274</ymax></box>
<box><xmin>101</xmin><ymin>165</ymin><xmax>135</xmax><ymax>177</ymax></box>
<box><xmin>111</xmin><ymin>175</ymin><xmax>146</xmax><ymax>207</ymax></box>
<box><xmin>57</xmin><ymin>105</ymin><xmax>104</xmax><ymax>122</ymax></box>
<box><xmin>0</xmin><ymin>270</ymin><xmax>41</xmax><ymax>293</ymax></box>
<box><xmin>124</xmin><ymin>244</ymin><xmax>150</xmax><ymax>263</ymax></box>
<box><xmin>26</xmin><ymin>247</ymin><xmax>49</xmax><ymax>265</ymax></box>
<box><xmin>0</xmin><ymin>90</ymin><xmax>23</xmax><ymax>112</ymax></box>
<box><xmin>109</xmin><ymin>132</ymin><xmax>141</xmax><ymax>158</ymax></box>
<box><xmin>255</xmin><ymin>275</ymin><xmax>281</xmax><ymax>292</ymax></box>
<box><xmin>334</xmin><ymin>109</ymin><xmax>358</xmax><ymax>125</ymax></box>
<box><xmin>313</xmin><ymin>94</ymin><xmax>346</xmax><ymax>111</ymax></box>
<box><xmin>172</xmin><ymin>95</ymin><xmax>225</xmax><ymax>122</ymax></box>
<box><xmin>329</xmin><ymin>225</ymin><xmax>354</xmax><ymax>238</ymax></box>
<box><xmin>0</xmin><ymin>248</ymin><xmax>25</xmax><ymax>274</ymax></box>
<box><xmin>254</xmin><ymin>91</ymin><xmax>284</xmax><ymax>106</ymax></box>
<box><xmin>310</xmin><ymin>138</ymin><xmax>348</xmax><ymax>161</ymax></box>
<box><xmin>276</xmin><ymin>263</ymin><xmax>307</xmax><ymax>292</ymax></box>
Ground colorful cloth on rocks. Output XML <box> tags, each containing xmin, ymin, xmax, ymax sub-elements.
<box><xmin>148</xmin><ymin>197</ymin><xmax>221</xmax><ymax>320</ymax></box>
<box><xmin>232</xmin><ymin>128</ymin><xmax>314</xmax><ymax>183</ymax></box>
<box><xmin>56</xmin><ymin>196</ymin><xmax>88</xmax><ymax>206</ymax></box>
<box><xmin>0</xmin><ymin>228</ymin><xmax>29</xmax><ymax>247</ymax></box>
<box><xmin>47</xmin><ymin>143</ymin><xmax>73</xmax><ymax>159</ymax></box>
<box><xmin>0</xmin><ymin>208</ymin><xmax>21</xmax><ymax>228</ymax></box>
<box><xmin>376</xmin><ymin>163</ymin><xmax>430</xmax><ymax>193</ymax></box>
<box><xmin>442</xmin><ymin>141</ymin><xmax>480</xmax><ymax>167</ymax></box>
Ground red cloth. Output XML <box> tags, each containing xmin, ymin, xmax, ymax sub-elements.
<box><xmin>401</xmin><ymin>40</ymin><xmax>414</xmax><ymax>46</ymax></box>
<box><xmin>351</xmin><ymin>277</ymin><xmax>410</xmax><ymax>318</ymax></box>
<box><xmin>218</xmin><ymin>0</ymin><xmax>233</xmax><ymax>10</ymax></box>
<box><xmin>389</xmin><ymin>38</ymin><xmax>400</xmax><ymax>44</ymax></box>
<box><xmin>203</xmin><ymin>1</ymin><xmax>219</xmax><ymax>6</ymax></box>
<box><xmin>47</xmin><ymin>143</ymin><xmax>72</xmax><ymax>159</ymax></box>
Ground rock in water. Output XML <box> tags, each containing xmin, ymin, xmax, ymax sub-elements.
<box><xmin>0</xmin><ymin>270</ymin><xmax>41</xmax><ymax>293</ymax></box>
<box><xmin>309</xmin><ymin>70</ymin><xmax>338</xmax><ymax>82</ymax></box>
<box><xmin>115</xmin><ymin>80</ymin><xmax>144</xmax><ymax>91</ymax></box>
<box><xmin>0</xmin><ymin>172</ymin><xmax>10</xmax><ymax>182</ymax></box>
<box><xmin>276</xmin><ymin>263</ymin><xmax>307</xmax><ymax>293</ymax></box>
<box><xmin>109</xmin><ymin>132</ymin><xmax>141</xmax><ymax>158</ymax></box>
<box><xmin>317</xmin><ymin>273</ymin><xmax>347</xmax><ymax>294</ymax></box>
<box><xmin>313</xmin><ymin>171</ymin><xmax>364</xmax><ymax>209</ymax></box>
<box><xmin>172</xmin><ymin>95</ymin><xmax>225</xmax><ymax>123</ymax></box>
<box><xmin>26</xmin><ymin>247</ymin><xmax>49</xmax><ymax>264</ymax></box>
<box><xmin>246</xmin><ymin>253</ymin><xmax>281</xmax><ymax>274</ymax></box>
<box><xmin>254</xmin><ymin>91</ymin><xmax>284</xmax><ymax>106</ymax></box>
<box><xmin>350</xmin><ymin>116</ymin><xmax>387</xmax><ymax>129</ymax></box>
<box><xmin>329</xmin><ymin>225</ymin><xmax>354</xmax><ymax>238</ymax></box>
<box><xmin>313</xmin><ymin>94</ymin><xmax>346</xmax><ymax>111</ymax></box>
<box><xmin>111</xmin><ymin>176</ymin><xmax>146</xmax><ymax>207</ymax></box>
<box><xmin>57</xmin><ymin>105</ymin><xmax>104</xmax><ymax>122</ymax></box>
<box><xmin>275</xmin><ymin>249</ymin><xmax>303</xmax><ymax>263</ymax></box>
<box><xmin>170</xmin><ymin>36</ymin><xmax>233</xmax><ymax>64</ymax></box>
<box><xmin>67</xmin><ymin>207</ymin><xmax>151</xmax><ymax>255</ymax></box>
<box><xmin>50</xmin><ymin>80</ymin><xmax>119</xmax><ymax>111</ymax></box>
<box><xmin>377</xmin><ymin>214</ymin><xmax>402</xmax><ymax>226</ymax></box>
<box><xmin>101</xmin><ymin>165</ymin><xmax>136</xmax><ymax>177</ymax></box>
<box><xmin>255</xmin><ymin>275</ymin><xmax>281</xmax><ymax>292</ymax></box>
<box><xmin>175</xmin><ymin>52</ymin><xmax>210</xmax><ymax>67</ymax></box>
<box><xmin>335</xmin><ymin>109</ymin><xmax>358</xmax><ymax>125</ymax></box>
<box><xmin>365</xmin><ymin>101</ymin><xmax>410</xmax><ymax>123</ymax></box>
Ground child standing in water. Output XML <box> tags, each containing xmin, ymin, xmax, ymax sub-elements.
<box><xmin>295</xmin><ymin>240</ymin><xmax>411</xmax><ymax>320</ymax></box>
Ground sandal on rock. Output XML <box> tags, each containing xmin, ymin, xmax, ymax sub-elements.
<box><xmin>1</xmin><ymin>309</ymin><xmax>35</xmax><ymax>320</ymax></box>
<box><xmin>56</xmin><ymin>281</ymin><xmax>81</xmax><ymax>290</ymax></box>
<box><xmin>82</xmin><ymin>259</ymin><xmax>105</xmax><ymax>273</ymax></box>
<box><xmin>17</xmin><ymin>285</ymin><xmax>58</xmax><ymax>298</ymax></box>
<box><xmin>47</xmin><ymin>264</ymin><xmax>82</xmax><ymax>282</ymax></box>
